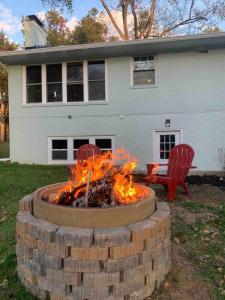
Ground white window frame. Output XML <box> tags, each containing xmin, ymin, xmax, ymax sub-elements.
<box><xmin>130</xmin><ymin>55</ymin><xmax>157</xmax><ymax>88</ymax></box>
<box><xmin>48</xmin><ymin>135</ymin><xmax>115</xmax><ymax>165</ymax></box>
<box><xmin>153</xmin><ymin>130</ymin><xmax>182</xmax><ymax>164</ymax></box>
<box><xmin>22</xmin><ymin>60</ymin><xmax>108</xmax><ymax>106</ymax></box>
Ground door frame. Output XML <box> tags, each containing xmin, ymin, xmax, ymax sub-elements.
<box><xmin>153</xmin><ymin>129</ymin><xmax>183</xmax><ymax>163</ymax></box>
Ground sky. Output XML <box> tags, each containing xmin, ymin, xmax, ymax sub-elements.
<box><xmin>0</xmin><ymin>0</ymin><xmax>101</xmax><ymax>45</ymax></box>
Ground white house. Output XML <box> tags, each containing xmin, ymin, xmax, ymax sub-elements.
<box><xmin>1</xmin><ymin>16</ymin><xmax>225</xmax><ymax>172</ymax></box>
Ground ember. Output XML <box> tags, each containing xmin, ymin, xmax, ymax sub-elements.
<box><xmin>47</xmin><ymin>149</ymin><xmax>150</xmax><ymax>207</ymax></box>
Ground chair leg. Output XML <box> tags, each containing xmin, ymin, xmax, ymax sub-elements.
<box><xmin>167</xmin><ymin>182</ymin><xmax>177</xmax><ymax>202</ymax></box>
<box><xmin>182</xmin><ymin>183</ymin><xmax>189</xmax><ymax>195</ymax></box>
<box><xmin>163</xmin><ymin>184</ymin><xmax>168</xmax><ymax>193</ymax></box>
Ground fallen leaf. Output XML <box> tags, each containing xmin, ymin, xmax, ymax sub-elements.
<box><xmin>164</xmin><ymin>281</ymin><xmax>172</xmax><ymax>289</ymax></box>
<box><xmin>174</xmin><ymin>237</ymin><xmax>180</xmax><ymax>244</ymax></box>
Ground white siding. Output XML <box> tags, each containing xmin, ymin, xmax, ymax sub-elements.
<box><xmin>8</xmin><ymin>49</ymin><xmax>225</xmax><ymax>171</ymax></box>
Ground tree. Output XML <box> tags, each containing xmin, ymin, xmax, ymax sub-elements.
<box><xmin>45</xmin><ymin>10</ymin><xmax>72</xmax><ymax>46</ymax></box>
<box><xmin>71</xmin><ymin>8</ymin><xmax>108</xmax><ymax>44</ymax></box>
<box><xmin>42</xmin><ymin>0</ymin><xmax>225</xmax><ymax>40</ymax></box>
<box><xmin>0</xmin><ymin>31</ymin><xmax>18</xmax><ymax>141</ymax></box>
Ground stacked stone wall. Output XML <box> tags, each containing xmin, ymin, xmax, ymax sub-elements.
<box><xmin>16</xmin><ymin>195</ymin><xmax>171</xmax><ymax>300</ymax></box>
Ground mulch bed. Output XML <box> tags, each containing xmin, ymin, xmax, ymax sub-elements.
<box><xmin>187</xmin><ymin>175</ymin><xmax>225</xmax><ymax>190</ymax></box>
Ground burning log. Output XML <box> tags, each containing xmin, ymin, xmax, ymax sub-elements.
<box><xmin>45</xmin><ymin>149</ymin><xmax>150</xmax><ymax>207</ymax></box>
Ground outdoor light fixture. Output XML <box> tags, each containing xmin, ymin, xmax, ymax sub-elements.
<box><xmin>165</xmin><ymin>119</ymin><xmax>171</xmax><ymax>127</ymax></box>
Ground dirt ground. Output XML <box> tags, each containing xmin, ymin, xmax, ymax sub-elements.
<box><xmin>141</xmin><ymin>183</ymin><xmax>225</xmax><ymax>300</ymax></box>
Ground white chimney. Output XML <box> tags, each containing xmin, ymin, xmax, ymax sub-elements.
<box><xmin>22</xmin><ymin>15</ymin><xmax>47</xmax><ymax>49</ymax></box>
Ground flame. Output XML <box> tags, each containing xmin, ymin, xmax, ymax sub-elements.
<box><xmin>54</xmin><ymin>148</ymin><xmax>150</xmax><ymax>205</ymax></box>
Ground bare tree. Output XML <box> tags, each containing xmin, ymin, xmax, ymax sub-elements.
<box><xmin>42</xmin><ymin>0</ymin><xmax>225</xmax><ymax>40</ymax></box>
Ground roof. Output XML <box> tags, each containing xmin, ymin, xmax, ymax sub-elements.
<box><xmin>0</xmin><ymin>32</ymin><xmax>225</xmax><ymax>65</ymax></box>
<box><xmin>24</xmin><ymin>15</ymin><xmax>44</xmax><ymax>28</ymax></box>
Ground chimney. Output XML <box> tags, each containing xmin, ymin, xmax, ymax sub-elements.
<box><xmin>22</xmin><ymin>15</ymin><xmax>47</xmax><ymax>49</ymax></box>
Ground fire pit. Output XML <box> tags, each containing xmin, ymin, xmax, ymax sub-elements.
<box><xmin>16</xmin><ymin>149</ymin><xmax>171</xmax><ymax>299</ymax></box>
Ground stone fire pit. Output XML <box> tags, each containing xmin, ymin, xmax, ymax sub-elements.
<box><xmin>16</xmin><ymin>183</ymin><xmax>171</xmax><ymax>300</ymax></box>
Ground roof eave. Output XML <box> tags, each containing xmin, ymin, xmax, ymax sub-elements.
<box><xmin>1</xmin><ymin>32</ymin><xmax>225</xmax><ymax>65</ymax></box>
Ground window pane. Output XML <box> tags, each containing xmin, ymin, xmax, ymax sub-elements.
<box><xmin>88</xmin><ymin>61</ymin><xmax>105</xmax><ymax>80</ymax></box>
<box><xmin>52</xmin><ymin>140</ymin><xmax>67</xmax><ymax>149</ymax></box>
<box><xmin>67</xmin><ymin>84</ymin><xmax>84</xmax><ymax>102</ymax></box>
<box><xmin>73</xmin><ymin>139</ymin><xmax>89</xmax><ymax>149</ymax></box>
<box><xmin>170</xmin><ymin>135</ymin><xmax>175</xmax><ymax>143</ymax></box>
<box><xmin>27</xmin><ymin>66</ymin><xmax>41</xmax><ymax>84</ymax></box>
<box><xmin>47</xmin><ymin>64</ymin><xmax>62</xmax><ymax>83</ymax></box>
<box><xmin>165</xmin><ymin>135</ymin><xmax>170</xmax><ymax>143</ymax></box>
<box><xmin>89</xmin><ymin>81</ymin><xmax>105</xmax><ymax>100</ymax></box>
<box><xmin>133</xmin><ymin>70</ymin><xmax>155</xmax><ymax>85</ymax></box>
<box><xmin>52</xmin><ymin>150</ymin><xmax>67</xmax><ymax>160</ymax></box>
<box><xmin>160</xmin><ymin>135</ymin><xmax>164</xmax><ymax>143</ymax></box>
<box><xmin>134</xmin><ymin>56</ymin><xmax>154</xmax><ymax>71</ymax></box>
<box><xmin>67</xmin><ymin>63</ymin><xmax>83</xmax><ymax>82</ymax></box>
<box><xmin>27</xmin><ymin>85</ymin><xmax>42</xmax><ymax>103</ymax></box>
<box><xmin>47</xmin><ymin>83</ymin><xmax>62</xmax><ymax>102</ymax></box>
<box><xmin>95</xmin><ymin>139</ymin><xmax>112</xmax><ymax>149</ymax></box>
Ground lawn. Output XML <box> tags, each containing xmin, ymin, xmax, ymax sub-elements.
<box><xmin>0</xmin><ymin>163</ymin><xmax>69</xmax><ymax>299</ymax></box>
<box><xmin>0</xmin><ymin>142</ymin><xmax>9</xmax><ymax>158</ymax></box>
<box><xmin>0</xmin><ymin>163</ymin><xmax>225</xmax><ymax>299</ymax></box>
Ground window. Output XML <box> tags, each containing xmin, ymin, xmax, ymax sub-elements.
<box><xmin>133</xmin><ymin>56</ymin><xmax>155</xmax><ymax>86</ymax></box>
<box><xmin>154</xmin><ymin>130</ymin><xmax>181</xmax><ymax>162</ymax></box>
<box><xmin>95</xmin><ymin>138</ymin><xmax>112</xmax><ymax>153</ymax></box>
<box><xmin>51</xmin><ymin>139</ymin><xmax>67</xmax><ymax>160</ymax></box>
<box><xmin>67</xmin><ymin>62</ymin><xmax>84</xmax><ymax>102</ymax></box>
<box><xmin>88</xmin><ymin>61</ymin><xmax>105</xmax><ymax>100</ymax></box>
<box><xmin>24</xmin><ymin>60</ymin><xmax>107</xmax><ymax>104</ymax></box>
<box><xmin>159</xmin><ymin>134</ymin><xmax>176</xmax><ymax>159</ymax></box>
<box><xmin>26</xmin><ymin>66</ymin><xmax>42</xmax><ymax>103</ymax></box>
<box><xmin>47</xmin><ymin>64</ymin><xmax>62</xmax><ymax>102</ymax></box>
<box><xmin>48</xmin><ymin>136</ymin><xmax>114</xmax><ymax>164</ymax></box>
<box><xmin>73</xmin><ymin>139</ymin><xmax>89</xmax><ymax>159</ymax></box>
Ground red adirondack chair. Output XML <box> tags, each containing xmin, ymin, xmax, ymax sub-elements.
<box><xmin>76</xmin><ymin>144</ymin><xmax>101</xmax><ymax>163</ymax></box>
<box><xmin>146</xmin><ymin>144</ymin><xmax>196</xmax><ymax>202</ymax></box>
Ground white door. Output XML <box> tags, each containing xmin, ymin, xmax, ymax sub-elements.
<box><xmin>154</xmin><ymin>130</ymin><xmax>181</xmax><ymax>163</ymax></box>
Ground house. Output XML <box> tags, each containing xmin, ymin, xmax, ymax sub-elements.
<box><xmin>0</xmin><ymin>15</ymin><xmax>225</xmax><ymax>171</ymax></box>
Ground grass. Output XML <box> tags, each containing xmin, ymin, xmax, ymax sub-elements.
<box><xmin>172</xmin><ymin>202</ymin><xmax>225</xmax><ymax>299</ymax></box>
<box><xmin>0</xmin><ymin>163</ymin><xmax>69</xmax><ymax>299</ymax></box>
<box><xmin>0</xmin><ymin>142</ymin><xmax>9</xmax><ymax>158</ymax></box>
<box><xmin>1</xmin><ymin>163</ymin><xmax>225</xmax><ymax>299</ymax></box>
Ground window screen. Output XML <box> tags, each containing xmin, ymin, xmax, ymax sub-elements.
<box><xmin>133</xmin><ymin>56</ymin><xmax>155</xmax><ymax>85</ymax></box>
<box><xmin>67</xmin><ymin>63</ymin><xmax>84</xmax><ymax>102</ymax></box>
<box><xmin>26</xmin><ymin>66</ymin><xmax>42</xmax><ymax>103</ymax></box>
<box><xmin>88</xmin><ymin>61</ymin><xmax>105</xmax><ymax>100</ymax></box>
<box><xmin>47</xmin><ymin>64</ymin><xmax>62</xmax><ymax>102</ymax></box>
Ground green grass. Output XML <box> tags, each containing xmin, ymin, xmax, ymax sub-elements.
<box><xmin>172</xmin><ymin>204</ymin><xmax>225</xmax><ymax>299</ymax></box>
<box><xmin>0</xmin><ymin>142</ymin><xmax>9</xmax><ymax>158</ymax></box>
<box><xmin>0</xmin><ymin>163</ymin><xmax>69</xmax><ymax>299</ymax></box>
<box><xmin>1</xmin><ymin>163</ymin><xmax>225</xmax><ymax>299</ymax></box>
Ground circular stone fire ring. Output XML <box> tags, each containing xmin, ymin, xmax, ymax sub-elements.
<box><xmin>33</xmin><ymin>183</ymin><xmax>156</xmax><ymax>228</ymax></box>
<box><xmin>16</xmin><ymin>184</ymin><xmax>171</xmax><ymax>300</ymax></box>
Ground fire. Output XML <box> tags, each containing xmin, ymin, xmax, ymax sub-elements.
<box><xmin>54</xmin><ymin>148</ymin><xmax>150</xmax><ymax>205</ymax></box>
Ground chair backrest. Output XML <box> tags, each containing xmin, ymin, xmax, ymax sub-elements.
<box><xmin>167</xmin><ymin>144</ymin><xmax>195</xmax><ymax>184</ymax></box>
<box><xmin>77</xmin><ymin>144</ymin><xmax>101</xmax><ymax>162</ymax></box>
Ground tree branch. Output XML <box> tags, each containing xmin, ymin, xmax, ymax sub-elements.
<box><xmin>130</xmin><ymin>0</ymin><xmax>138</xmax><ymax>39</ymax></box>
<box><xmin>121</xmin><ymin>0</ymin><xmax>129</xmax><ymax>40</ymax></box>
<box><xmin>159</xmin><ymin>16</ymin><xmax>207</xmax><ymax>37</ymax></box>
<box><xmin>100</xmin><ymin>0</ymin><xmax>126</xmax><ymax>40</ymax></box>
<box><xmin>140</xmin><ymin>0</ymin><xmax>157</xmax><ymax>39</ymax></box>
<box><xmin>189</xmin><ymin>0</ymin><xmax>195</xmax><ymax>19</ymax></box>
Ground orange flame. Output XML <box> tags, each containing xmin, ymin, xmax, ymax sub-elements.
<box><xmin>55</xmin><ymin>148</ymin><xmax>150</xmax><ymax>205</ymax></box>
